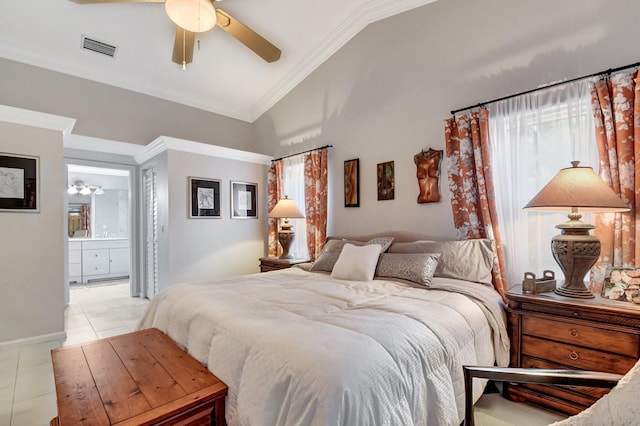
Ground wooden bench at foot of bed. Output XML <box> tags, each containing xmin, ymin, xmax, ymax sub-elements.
<box><xmin>50</xmin><ymin>328</ymin><xmax>227</xmax><ymax>426</ymax></box>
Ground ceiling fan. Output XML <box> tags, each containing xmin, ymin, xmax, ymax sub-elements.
<box><xmin>70</xmin><ymin>0</ymin><xmax>281</xmax><ymax>69</ymax></box>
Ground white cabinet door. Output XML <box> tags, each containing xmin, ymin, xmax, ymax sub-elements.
<box><xmin>109</xmin><ymin>248</ymin><xmax>130</xmax><ymax>275</ymax></box>
<box><xmin>83</xmin><ymin>249</ymin><xmax>110</xmax><ymax>277</ymax></box>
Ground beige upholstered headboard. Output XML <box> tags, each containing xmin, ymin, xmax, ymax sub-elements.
<box><xmin>326</xmin><ymin>231</ymin><xmax>443</xmax><ymax>244</ymax></box>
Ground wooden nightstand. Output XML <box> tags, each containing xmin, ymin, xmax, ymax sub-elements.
<box><xmin>505</xmin><ymin>286</ymin><xmax>640</xmax><ymax>415</ymax></box>
<box><xmin>259</xmin><ymin>257</ymin><xmax>309</xmax><ymax>272</ymax></box>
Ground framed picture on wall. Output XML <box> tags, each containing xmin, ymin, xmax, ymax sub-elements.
<box><xmin>188</xmin><ymin>177</ymin><xmax>221</xmax><ymax>218</ymax></box>
<box><xmin>344</xmin><ymin>158</ymin><xmax>360</xmax><ymax>207</ymax></box>
<box><xmin>231</xmin><ymin>181</ymin><xmax>258</xmax><ymax>219</ymax></box>
<box><xmin>377</xmin><ymin>160</ymin><xmax>395</xmax><ymax>201</ymax></box>
<box><xmin>0</xmin><ymin>153</ymin><xmax>39</xmax><ymax>212</ymax></box>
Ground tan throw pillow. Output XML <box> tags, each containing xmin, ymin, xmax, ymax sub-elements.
<box><xmin>388</xmin><ymin>239</ymin><xmax>495</xmax><ymax>285</ymax></box>
<box><xmin>331</xmin><ymin>243</ymin><xmax>382</xmax><ymax>281</ymax></box>
<box><xmin>375</xmin><ymin>253</ymin><xmax>440</xmax><ymax>286</ymax></box>
<box><xmin>310</xmin><ymin>237</ymin><xmax>394</xmax><ymax>272</ymax></box>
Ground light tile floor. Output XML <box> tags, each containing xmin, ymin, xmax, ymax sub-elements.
<box><xmin>0</xmin><ymin>282</ymin><xmax>567</xmax><ymax>426</ymax></box>
<box><xmin>0</xmin><ymin>281</ymin><xmax>149</xmax><ymax>426</ymax></box>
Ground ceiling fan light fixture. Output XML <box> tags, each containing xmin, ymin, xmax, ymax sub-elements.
<box><xmin>165</xmin><ymin>0</ymin><xmax>216</xmax><ymax>33</ymax></box>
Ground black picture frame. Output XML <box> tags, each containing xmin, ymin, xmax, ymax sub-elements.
<box><xmin>231</xmin><ymin>181</ymin><xmax>258</xmax><ymax>219</ymax></box>
<box><xmin>0</xmin><ymin>153</ymin><xmax>39</xmax><ymax>212</ymax></box>
<box><xmin>377</xmin><ymin>160</ymin><xmax>395</xmax><ymax>201</ymax></box>
<box><xmin>189</xmin><ymin>177</ymin><xmax>221</xmax><ymax>218</ymax></box>
<box><xmin>344</xmin><ymin>158</ymin><xmax>360</xmax><ymax>207</ymax></box>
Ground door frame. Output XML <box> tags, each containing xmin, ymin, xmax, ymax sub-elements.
<box><xmin>63</xmin><ymin>157</ymin><xmax>141</xmax><ymax>301</ymax></box>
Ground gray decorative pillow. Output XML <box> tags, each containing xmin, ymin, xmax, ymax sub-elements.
<box><xmin>366</xmin><ymin>236</ymin><xmax>395</xmax><ymax>253</ymax></box>
<box><xmin>310</xmin><ymin>237</ymin><xmax>395</xmax><ymax>272</ymax></box>
<box><xmin>375</xmin><ymin>253</ymin><xmax>440</xmax><ymax>286</ymax></box>
<box><xmin>388</xmin><ymin>239</ymin><xmax>495</xmax><ymax>285</ymax></box>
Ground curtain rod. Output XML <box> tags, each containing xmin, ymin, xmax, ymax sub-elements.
<box><xmin>450</xmin><ymin>60</ymin><xmax>640</xmax><ymax>116</ymax></box>
<box><xmin>271</xmin><ymin>145</ymin><xmax>333</xmax><ymax>163</ymax></box>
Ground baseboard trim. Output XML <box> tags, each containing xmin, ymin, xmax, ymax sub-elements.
<box><xmin>0</xmin><ymin>331</ymin><xmax>67</xmax><ymax>349</ymax></box>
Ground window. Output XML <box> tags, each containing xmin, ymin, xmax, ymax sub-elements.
<box><xmin>282</xmin><ymin>155</ymin><xmax>308</xmax><ymax>259</ymax></box>
<box><xmin>488</xmin><ymin>79</ymin><xmax>599</xmax><ymax>285</ymax></box>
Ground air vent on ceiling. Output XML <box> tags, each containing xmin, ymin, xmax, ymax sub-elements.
<box><xmin>81</xmin><ymin>35</ymin><xmax>117</xmax><ymax>58</ymax></box>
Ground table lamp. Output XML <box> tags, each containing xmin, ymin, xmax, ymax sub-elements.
<box><xmin>524</xmin><ymin>161</ymin><xmax>630</xmax><ymax>298</ymax></box>
<box><xmin>268</xmin><ymin>196</ymin><xmax>305</xmax><ymax>259</ymax></box>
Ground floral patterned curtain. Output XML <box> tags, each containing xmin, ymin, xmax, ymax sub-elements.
<box><xmin>304</xmin><ymin>148</ymin><xmax>328</xmax><ymax>261</ymax></box>
<box><xmin>267</xmin><ymin>161</ymin><xmax>284</xmax><ymax>257</ymax></box>
<box><xmin>81</xmin><ymin>204</ymin><xmax>90</xmax><ymax>237</ymax></box>
<box><xmin>444</xmin><ymin>109</ymin><xmax>508</xmax><ymax>297</ymax></box>
<box><xmin>591</xmin><ymin>71</ymin><xmax>640</xmax><ymax>293</ymax></box>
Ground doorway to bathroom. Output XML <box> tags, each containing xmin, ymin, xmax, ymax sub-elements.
<box><xmin>65</xmin><ymin>162</ymin><xmax>139</xmax><ymax>306</ymax></box>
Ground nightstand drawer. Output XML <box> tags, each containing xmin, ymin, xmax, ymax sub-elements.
<box><xmin>522</xmin><ymin>356</ymin><xmax>611</xmax><ymax>400</ymax></box>
<box><xmin>522</xmin><ymin>335</ymin><xmax>636</xmax><ymax>373</ymax></box>
<box><xmin>522</xmin><ymin>316</ymin><xmax>639</xmax><ymax>357</ymax></box>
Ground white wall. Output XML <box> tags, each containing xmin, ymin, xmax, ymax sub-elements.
<box><xmin>252</xmin><ymin>0</ymin><xmax>640</xmax><ymax>239</ymax></box>
<box><xmin>0</xmin><ymin>121</ymin><xmax>65</xmax><ymax>343</ymax></box>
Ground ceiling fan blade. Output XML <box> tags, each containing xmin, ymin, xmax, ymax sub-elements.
<box><xmin>215</xmin><ymin>8</ymin><xmax>281</xmax><ymax>63</ymax></box>
<box><xmin>172</xmin><ymin>26</ymin><xmax>195</xmax><ymax>67</ymax></box>
<box><xmin>70</xmin><ymin>0</ymin><xmax>164</xmax><ymax>3</ymax></box>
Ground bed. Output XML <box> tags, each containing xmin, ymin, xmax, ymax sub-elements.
<box><xmin>138</xmin><ymin>233</ymin><xmax>510</xmax><ymax>426</ymax></box>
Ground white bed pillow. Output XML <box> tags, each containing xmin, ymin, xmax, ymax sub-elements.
<box><xmin>311</xmin><ymin>237</ymin><xmax>394</xmax><ymax>273</ymax></box>
<box><xmin>388</xmin><ymin>239</ymin><xmax>495</xmax><ymax>286</ymax></box>
<box><xmin>331</xmin><ymin>243</ymin><xmax>382</xmax><ymax>281</ymax></box>
<box><xmin>375</xmin><ymin>253</ymin><xmax>440</xmax><ymax>286</ymax></box>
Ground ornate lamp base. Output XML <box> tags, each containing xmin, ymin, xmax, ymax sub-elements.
<box><xmin>551</xmin><ymin>221</ymin><xmax>599</xmax><ymax>299</ymax></box>
<box><xmin>278</xmin><ymin>229</ymin><xmax>296</xmax><ymax>259</ymax></box>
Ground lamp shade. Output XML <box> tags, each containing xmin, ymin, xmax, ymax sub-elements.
<box><xmin>524</xmin><ymin>161</ymin><xmax>629</xmax><ymax>213</ymax></box>
<box><xmin>165</xmin><ymin>0</ymin><xmax>217</xmax><ymax>33</ymax></box>
<box><xmin>268</xmin><ymin>196</ymin><xmax>305</xmax><ymax>219</ymax></box>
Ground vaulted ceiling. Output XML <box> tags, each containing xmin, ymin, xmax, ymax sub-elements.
<box><xmin>0</xmin><ymin>0</ymin><xmax>438</xmax><ymax>122</ymax></box>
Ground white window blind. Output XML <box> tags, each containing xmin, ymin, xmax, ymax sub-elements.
<box><xmin>143</xmin><ymin>167</ymin><xmax>158</xmax><ymax>298</ymax></box>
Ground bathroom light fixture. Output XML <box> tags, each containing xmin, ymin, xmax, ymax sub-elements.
<box><xmin>68</xmin><ymin>180</ymin><xmax>107</xmax><ymax>196</ymax></box>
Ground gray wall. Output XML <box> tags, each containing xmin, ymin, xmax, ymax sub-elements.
<box><xmin>253</xmin><ymin>0</ymin><xmax>640</xmax><ymax>239</ymax></box>
<box><xmin>0</xmin><ymin>58</ymin><xmax>253</xmax><ymax>150</ymax></box>
<box><xmin>0</xmin><ymin>121</ymin><xmax>65</xmax><ymax>342</ymax></box>
<box><xmin>139</xmin><ymin>149</ymin><xmax>267</xmax><ymax>292</ymax></box>
<box><xmin>166</xmin><ymin>150</ymin><xmax>267</xmax><ymax>284</ymax></box>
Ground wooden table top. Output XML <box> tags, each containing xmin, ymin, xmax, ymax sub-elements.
<box><xmin>51</xmin><ymin>328</ymin><xmax>227</xmax><ymax>426</ymax></box>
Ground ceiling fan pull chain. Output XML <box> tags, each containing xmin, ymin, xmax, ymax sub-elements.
<box><xmin>198</xmin><ymin>39</ymin><xmax>201</xmax><ymax>51</ymax></box>
<box><xmin>182</xmin><ymin>27</ymin><xmax>187</xmax><ymax>71</ymax></box>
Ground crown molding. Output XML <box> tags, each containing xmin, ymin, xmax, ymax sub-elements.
<box><xmin>135</xmin><ymin>136</ymin><xmax>273</xmax><ymax>165</ymax></box>
<box><xmin>65</xmin><ymin>133</ymin><xmax>272</xmax><ymax>165</ymax></box>
<box><xmin>248</xmin><ymin>0</ymin><xmax>440</xmax><ymax>121</ymax></box>
<box><xmin>0</xmin><ymin>104</ymin><xmax>76</xmax><ymax>135</ymax></box>
<box><xmin>65</xmin><ymin>133</ymin><xmax>145</xmax><ymax>157</ymax></box>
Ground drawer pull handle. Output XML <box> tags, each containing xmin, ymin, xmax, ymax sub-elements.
<box><xmin>569</xmin><ymin>351</ymin><xmax>579</xmax><ymax>361</ymax></box>
<box><xmin>570</xmin><ymin>328</ymin><xmax>579</xmax><ymax>337</ymax></box>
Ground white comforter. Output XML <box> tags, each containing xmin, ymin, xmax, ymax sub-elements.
<box><xmin>138</xmin><ymin>268</ymin><xmax>509</xmax><ymax>426</ymax></box>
